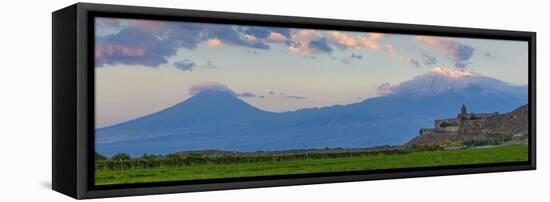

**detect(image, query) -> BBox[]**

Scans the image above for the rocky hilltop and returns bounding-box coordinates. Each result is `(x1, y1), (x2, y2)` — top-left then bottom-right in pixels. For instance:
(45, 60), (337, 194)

(405, 104), (529, 148)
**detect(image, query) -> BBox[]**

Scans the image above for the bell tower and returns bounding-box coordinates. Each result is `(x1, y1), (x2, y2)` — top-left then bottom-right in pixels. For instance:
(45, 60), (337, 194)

(460, 104), (467, 116)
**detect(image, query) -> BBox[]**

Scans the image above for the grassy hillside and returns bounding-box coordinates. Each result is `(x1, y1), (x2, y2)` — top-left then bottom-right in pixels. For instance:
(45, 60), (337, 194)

(96, 145), (528, 185)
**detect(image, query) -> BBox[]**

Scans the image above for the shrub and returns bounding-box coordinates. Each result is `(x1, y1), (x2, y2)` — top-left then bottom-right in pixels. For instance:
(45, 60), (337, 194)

(95, 152), (107, 161)
(111, 153), (131, 161)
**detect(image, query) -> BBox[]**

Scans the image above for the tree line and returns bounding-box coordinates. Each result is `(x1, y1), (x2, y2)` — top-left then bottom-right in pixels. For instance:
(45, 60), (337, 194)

(95, 147), (416, 170)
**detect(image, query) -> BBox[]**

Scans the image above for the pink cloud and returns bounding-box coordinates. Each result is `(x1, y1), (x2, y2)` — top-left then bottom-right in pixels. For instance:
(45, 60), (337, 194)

(96, 45), (145, 57)
(327, 32), (383, 50)
(415, 36), (474, 68)
(267, 32), (288, 42)
(287, 30), (322, 55)
(95, 43), (160, 66)
(384, 44), (420, 68)
(127, 19), (171, 35)
(415, 36), (457, 54)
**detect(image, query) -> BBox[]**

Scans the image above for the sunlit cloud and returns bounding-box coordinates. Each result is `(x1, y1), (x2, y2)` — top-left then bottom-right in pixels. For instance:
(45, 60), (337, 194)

(384, 44), (421, 68)
(288, 30), (323, 56)
(241, 34), (259, 41)
(415, 36), (474, 68)
(126, 19), (171, 35)
(96, 27), (177, 67)
(96, 18), (476, 72)
(327, 32), (383, 50)
(268, 32), (288, 42)
(95, 18), (274, 67)
(207, 38), (224, 47)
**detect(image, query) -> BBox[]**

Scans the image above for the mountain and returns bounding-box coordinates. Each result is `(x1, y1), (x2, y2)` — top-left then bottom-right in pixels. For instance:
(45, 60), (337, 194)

(96, 89), (276, 144)
(389, 67), (527, 96)
(96, 67), (528, 156)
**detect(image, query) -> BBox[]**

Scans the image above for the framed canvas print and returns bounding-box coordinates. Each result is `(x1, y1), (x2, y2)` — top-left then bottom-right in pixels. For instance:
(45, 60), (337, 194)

(52, 3), (536, 199)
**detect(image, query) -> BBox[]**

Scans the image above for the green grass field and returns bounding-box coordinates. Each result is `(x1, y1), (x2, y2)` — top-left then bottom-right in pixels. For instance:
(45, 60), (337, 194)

(95, 145), (528, 185)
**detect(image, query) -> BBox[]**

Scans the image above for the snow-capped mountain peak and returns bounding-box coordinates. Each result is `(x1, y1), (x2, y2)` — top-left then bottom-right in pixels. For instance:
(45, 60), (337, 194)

(380, 67), (525, 96)
(429, 67), (477, 78)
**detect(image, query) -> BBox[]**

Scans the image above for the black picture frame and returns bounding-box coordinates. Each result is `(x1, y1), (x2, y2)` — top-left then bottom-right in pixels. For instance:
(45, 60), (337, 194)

(52, 3), (536, 199)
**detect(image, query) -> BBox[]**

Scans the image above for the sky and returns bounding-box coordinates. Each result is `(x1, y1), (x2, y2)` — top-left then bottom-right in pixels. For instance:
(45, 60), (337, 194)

(95, 17), (528, 128)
